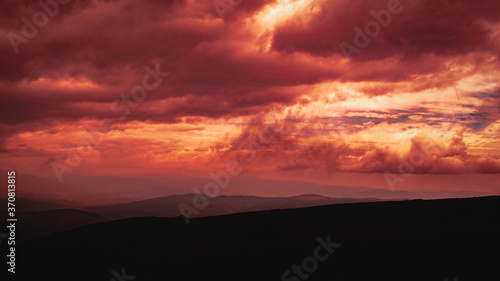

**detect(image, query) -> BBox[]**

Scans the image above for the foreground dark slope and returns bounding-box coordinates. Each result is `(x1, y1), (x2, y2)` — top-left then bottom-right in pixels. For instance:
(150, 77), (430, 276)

(16, 196), (500, 281)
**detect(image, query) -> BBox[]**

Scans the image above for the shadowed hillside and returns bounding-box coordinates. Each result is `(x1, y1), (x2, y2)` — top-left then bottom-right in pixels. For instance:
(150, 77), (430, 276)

(16, 196), (500, 281)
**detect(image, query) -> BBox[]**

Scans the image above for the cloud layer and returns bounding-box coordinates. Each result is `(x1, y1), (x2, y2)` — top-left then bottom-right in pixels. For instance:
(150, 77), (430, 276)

(0, 0), (499, 190)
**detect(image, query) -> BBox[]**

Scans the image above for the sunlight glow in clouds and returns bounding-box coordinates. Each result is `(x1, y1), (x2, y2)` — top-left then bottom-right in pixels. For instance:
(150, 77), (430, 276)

(0, 0), (499, 193)
(255, 0), (314, 29)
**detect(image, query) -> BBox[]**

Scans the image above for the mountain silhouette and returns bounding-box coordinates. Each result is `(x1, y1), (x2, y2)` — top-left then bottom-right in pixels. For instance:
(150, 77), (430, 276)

(16, 196), (500, 281)
(84, 194), (382, 220)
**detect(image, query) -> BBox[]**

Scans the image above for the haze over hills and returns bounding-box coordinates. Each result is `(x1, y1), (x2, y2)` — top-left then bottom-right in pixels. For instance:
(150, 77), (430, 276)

(7, 191), (496, 241)
(5, 170), (495, 241)
(1, 209), (107, 240)
(84, 194), (383, 220)
(4, 171), (494, 242)
(3, 195), (381, 237)
(0, 197), (67, 212)
(7, 171), (493, 208)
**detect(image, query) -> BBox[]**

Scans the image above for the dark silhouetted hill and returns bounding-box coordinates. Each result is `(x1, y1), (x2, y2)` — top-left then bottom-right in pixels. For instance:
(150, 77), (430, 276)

(16, 196), (500, 281)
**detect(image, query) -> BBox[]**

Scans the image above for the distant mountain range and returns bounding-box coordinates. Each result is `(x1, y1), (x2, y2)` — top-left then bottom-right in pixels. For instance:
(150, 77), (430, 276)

(2, 194), (382, 237)
(4, 188), (496, 239)
(7, 171), (493, 207)
(83, 194), (383, 220)
(1, 197), (67, 212)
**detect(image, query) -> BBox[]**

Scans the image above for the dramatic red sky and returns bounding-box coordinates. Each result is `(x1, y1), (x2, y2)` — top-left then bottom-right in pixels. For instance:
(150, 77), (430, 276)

(1, 0), (499, 195)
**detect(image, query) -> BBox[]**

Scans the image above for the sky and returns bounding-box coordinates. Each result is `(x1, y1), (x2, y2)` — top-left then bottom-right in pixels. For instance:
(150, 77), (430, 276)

(0, 0), (499, 196)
